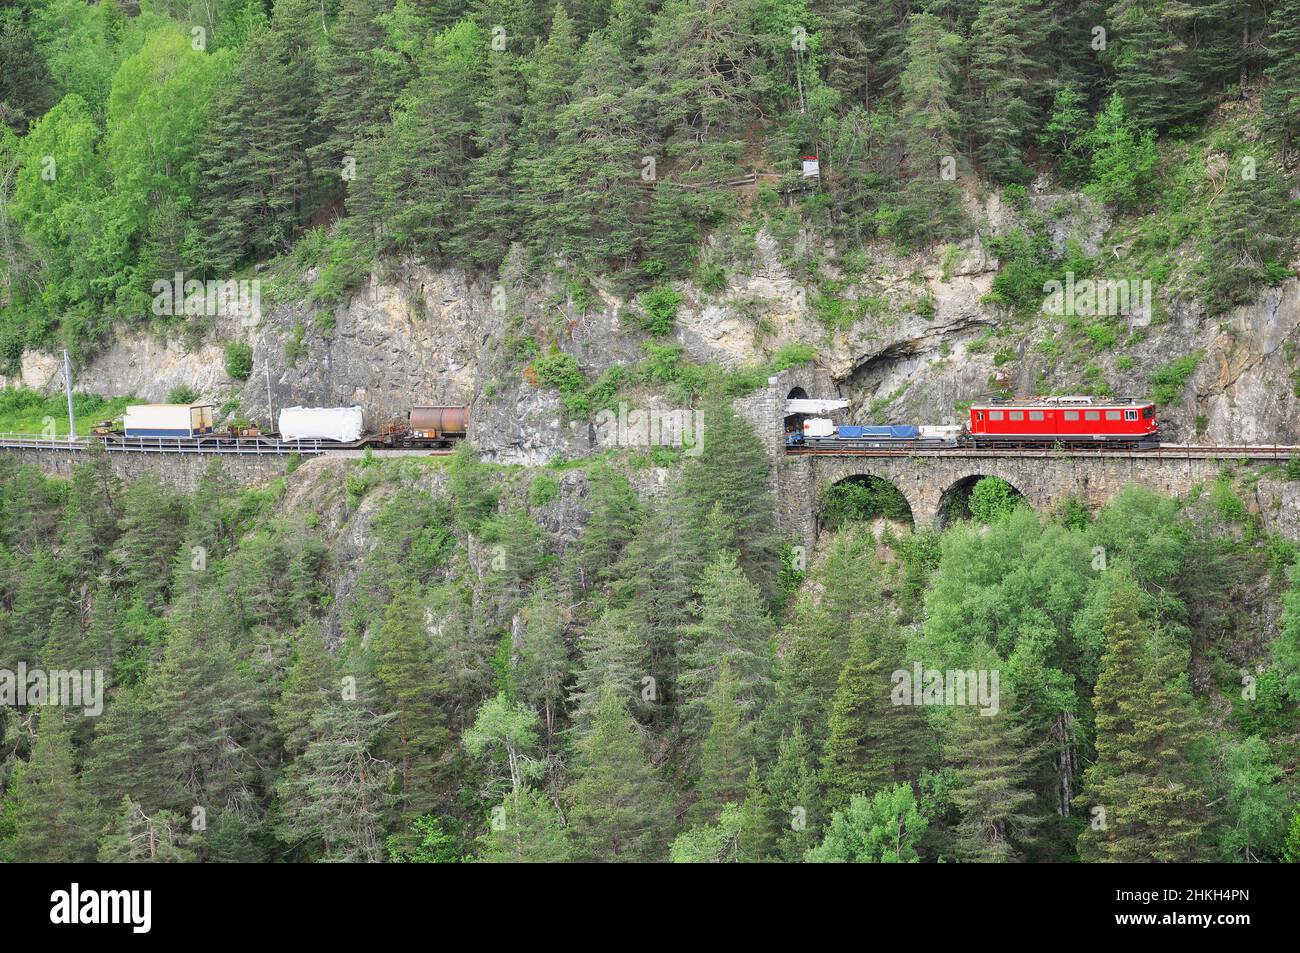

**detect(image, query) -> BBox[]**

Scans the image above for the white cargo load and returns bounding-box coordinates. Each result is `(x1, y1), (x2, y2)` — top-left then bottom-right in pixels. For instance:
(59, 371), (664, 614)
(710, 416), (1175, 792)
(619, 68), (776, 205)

(803, 417), (835, 438)
(124, 404), (214, 437)
(278, 406), (365, 442)
(919, 425), (964, 439)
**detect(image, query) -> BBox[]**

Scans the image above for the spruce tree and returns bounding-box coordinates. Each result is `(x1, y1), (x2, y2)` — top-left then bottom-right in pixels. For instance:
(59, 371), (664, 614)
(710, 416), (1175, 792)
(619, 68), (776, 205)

(566, 686), (671, 861)
(765, 726), (822, 861)
(311, 0), (408, 180)
(373, 586), (453, 842)
(274, 677), (397, 862)
(1, 709), (96, 862)
(1076, 581), (1209, 862)
(476, 788), (571, 862)
(692, 661), (752, 822)
(677, 551), (775, 734)
(967, 0), (1044, 183)
(945, 682), (1043, 862)
(1263, 0), (1300, 150)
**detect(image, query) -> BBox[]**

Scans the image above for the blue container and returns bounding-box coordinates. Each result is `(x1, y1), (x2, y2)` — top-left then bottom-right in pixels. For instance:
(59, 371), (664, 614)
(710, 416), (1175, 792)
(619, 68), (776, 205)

(838, 425), (919, 439)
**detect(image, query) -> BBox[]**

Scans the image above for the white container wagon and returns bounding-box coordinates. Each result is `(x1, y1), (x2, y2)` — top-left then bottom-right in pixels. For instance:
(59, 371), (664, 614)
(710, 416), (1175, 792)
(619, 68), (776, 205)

(123, 404), (215, 438)
(278, 406), (365, 443)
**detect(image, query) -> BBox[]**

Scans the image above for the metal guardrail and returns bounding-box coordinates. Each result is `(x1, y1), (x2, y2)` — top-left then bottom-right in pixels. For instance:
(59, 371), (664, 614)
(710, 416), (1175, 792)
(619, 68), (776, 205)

(0, 433), (331, 455)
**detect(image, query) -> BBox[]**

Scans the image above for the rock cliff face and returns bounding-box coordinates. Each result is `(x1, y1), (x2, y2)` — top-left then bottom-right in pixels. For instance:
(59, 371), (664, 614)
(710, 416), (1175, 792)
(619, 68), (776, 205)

(9, 193), (1299, 458)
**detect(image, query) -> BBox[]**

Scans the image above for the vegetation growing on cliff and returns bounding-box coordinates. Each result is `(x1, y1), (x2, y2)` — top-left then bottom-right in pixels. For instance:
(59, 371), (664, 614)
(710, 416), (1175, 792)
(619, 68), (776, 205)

(1, 0), (1298, 369)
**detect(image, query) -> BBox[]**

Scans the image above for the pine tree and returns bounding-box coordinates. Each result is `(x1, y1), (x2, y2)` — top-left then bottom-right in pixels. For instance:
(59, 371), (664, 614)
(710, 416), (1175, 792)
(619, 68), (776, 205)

(274, 676), (397, 862)
(192, 0), (324, 269)
(889, 12), (965, 247)
(1104, 0), (1205, 129)
(97, 796), (196, 862)
(566, 686), (671, 861)
(573, 458), (640, 590)
(670, 397), (782, 597)
(567, 606), (652, 734)
(515, 591), (570, 738)
(108, 475), (187, 610)
(447, 50), (525, 268)
(1197, 155), (1297, 314)
(521, 27), (646, 270)
(1076, 581), (1210, 862)
(150, 610), (265, 819)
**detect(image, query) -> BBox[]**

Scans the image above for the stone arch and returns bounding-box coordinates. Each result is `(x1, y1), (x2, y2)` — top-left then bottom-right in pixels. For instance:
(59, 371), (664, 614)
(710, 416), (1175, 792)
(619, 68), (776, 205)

(817, 471), (916, 536)
(936, 472), (1029, 528)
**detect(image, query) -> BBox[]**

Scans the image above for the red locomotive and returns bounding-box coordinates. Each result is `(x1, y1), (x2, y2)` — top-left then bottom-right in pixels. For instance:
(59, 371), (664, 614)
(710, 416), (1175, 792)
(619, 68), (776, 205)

(968, 397), (1158, 449)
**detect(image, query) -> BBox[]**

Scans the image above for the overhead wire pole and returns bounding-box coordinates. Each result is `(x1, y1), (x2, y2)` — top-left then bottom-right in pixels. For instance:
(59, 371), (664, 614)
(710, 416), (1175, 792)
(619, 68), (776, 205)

(62, 349), (76, 441)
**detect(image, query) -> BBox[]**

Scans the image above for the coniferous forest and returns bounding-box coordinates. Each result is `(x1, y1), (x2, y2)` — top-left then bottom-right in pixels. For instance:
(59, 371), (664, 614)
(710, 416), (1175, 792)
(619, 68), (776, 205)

(2, 0), (1300, 874)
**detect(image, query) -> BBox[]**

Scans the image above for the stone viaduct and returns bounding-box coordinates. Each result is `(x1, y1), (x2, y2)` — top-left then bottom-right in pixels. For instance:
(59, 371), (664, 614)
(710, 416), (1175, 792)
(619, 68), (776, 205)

(734, 369), (1300, 550)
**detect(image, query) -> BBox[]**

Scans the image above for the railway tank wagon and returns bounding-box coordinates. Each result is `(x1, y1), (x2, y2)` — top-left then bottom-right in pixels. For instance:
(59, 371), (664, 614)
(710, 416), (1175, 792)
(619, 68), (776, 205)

(389, 405), (469, 448)
(968, 397), (1158, 449)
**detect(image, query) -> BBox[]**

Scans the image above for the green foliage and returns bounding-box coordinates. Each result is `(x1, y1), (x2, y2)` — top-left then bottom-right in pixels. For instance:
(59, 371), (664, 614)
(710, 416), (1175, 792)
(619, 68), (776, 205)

(820, 477), (912, 529)
(1148, 350), (1203, 405)
(1080, 94), (1159, 212)
(805, 783), (929, 863)
(968, 476), (1022, 523)
(636, 287), (682, 336)
(224, 341), (254, 382)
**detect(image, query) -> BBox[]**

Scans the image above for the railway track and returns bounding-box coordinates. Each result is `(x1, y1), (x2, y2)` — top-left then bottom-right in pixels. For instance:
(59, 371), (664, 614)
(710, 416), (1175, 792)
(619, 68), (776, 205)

(0, 433), (455, 456)
(785, 444), (1300, 460)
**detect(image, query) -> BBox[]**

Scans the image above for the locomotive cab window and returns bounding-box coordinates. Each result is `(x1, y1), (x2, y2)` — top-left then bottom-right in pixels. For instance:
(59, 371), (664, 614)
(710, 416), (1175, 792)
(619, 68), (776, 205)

(1064, 410), (1080, 421)
(1143, 407), (1155, 418)
(1124, 410), (1138, 421)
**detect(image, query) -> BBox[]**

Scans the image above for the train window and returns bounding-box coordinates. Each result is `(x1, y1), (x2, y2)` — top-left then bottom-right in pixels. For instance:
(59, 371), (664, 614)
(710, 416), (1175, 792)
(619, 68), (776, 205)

(1085, 411), (1100, 421)
(1029, 411), (1045, 421)
(1009, 411), (1024, 421)
(1125, 410), (1137, 421)
(1105, 410), (1121, 420)
(1143, 407), (1155, 418)
(1064, 410), (1080, 421)
(989, 411), (1004, 421)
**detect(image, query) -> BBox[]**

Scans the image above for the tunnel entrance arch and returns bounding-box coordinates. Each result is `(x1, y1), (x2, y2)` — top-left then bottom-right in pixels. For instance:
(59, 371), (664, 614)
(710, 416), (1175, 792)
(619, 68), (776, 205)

(784, 386), (811, 440)
(937, 474), (1026, 528)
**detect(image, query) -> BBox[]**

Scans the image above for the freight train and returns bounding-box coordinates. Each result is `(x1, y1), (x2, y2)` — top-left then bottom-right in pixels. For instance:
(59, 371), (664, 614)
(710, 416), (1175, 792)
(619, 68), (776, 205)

(92, 403), (469, 449)
(787, 397), (1160, 451)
